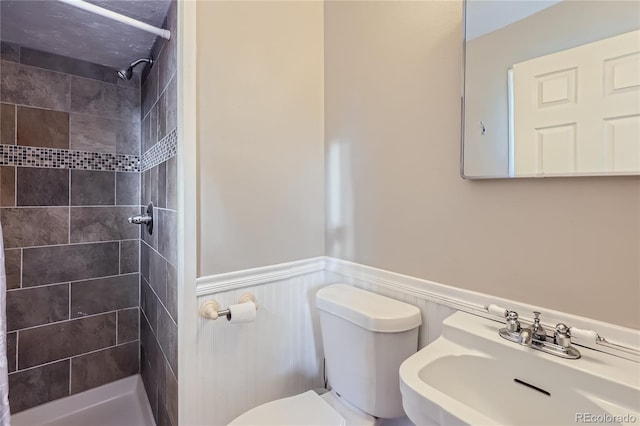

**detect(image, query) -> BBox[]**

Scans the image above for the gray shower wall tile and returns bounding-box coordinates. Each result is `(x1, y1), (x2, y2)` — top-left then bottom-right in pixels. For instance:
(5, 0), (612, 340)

(149, 248), (167, 304)
(1, 103), (16, 145)
(157, 305), (178, 379)
(70, 76), (139, 121)
(70, 206), (139, 243)
(70, 342), (138, 394)
(141, 278), (158, 333)
(22, 242), (119, 286)
(141, 342), (159, 422)
(71, 273), (139, 318)
(142, 64), (158, 119)
(158, 400), (171, 426)
(0, 42), (20, 63)
(1, 207), (69, 249)
(166, 156), (177, 210)
(18, 313), (116, 369)
(157, 209), (177, 267)
(116, 172), (140, 205)
(140, 241), (151, 284)
(158, 76), (177, 141)
(141, 167), (156, 208)
(1, 166), (16, 206)
(71, 170), (115, 206)
(156, 163), (166, 208)
(165, 361), (178, 426)
(1, 61), (70, 111)
(71, 274), (138, 318)
(120, 239), (139, 274)
(17, 106), (69, 149)
(156, 355), (167, 426)
(4, 249), (21, 289)
(117, 119), (141, 156)
(166, 262), (177, 323)
(69, 114), (117, 153)
(7, 284), (69, 331)
(140, 310), (163, 378)
(118, 307), (140, 344)
(9, 360), (70, 413)
(2, 40), (142, 407)
(7, 333), (16, 373)
(20, 48), (117, 84)
(70, 115), (140, 155)
(158, 2), (177, 94)
(142, 104), (158, 153)
(16, 168), (69, 206)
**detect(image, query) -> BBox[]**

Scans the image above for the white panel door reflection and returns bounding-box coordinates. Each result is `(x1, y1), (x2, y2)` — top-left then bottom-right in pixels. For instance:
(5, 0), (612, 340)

(511, 30), (640, 176)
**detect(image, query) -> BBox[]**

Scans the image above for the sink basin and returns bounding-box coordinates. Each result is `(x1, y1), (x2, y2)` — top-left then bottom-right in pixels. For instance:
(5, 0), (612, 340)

(400, 312), (640, 425)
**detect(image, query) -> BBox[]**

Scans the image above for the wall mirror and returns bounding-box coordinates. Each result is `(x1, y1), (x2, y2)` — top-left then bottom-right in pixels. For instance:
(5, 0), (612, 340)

(462, 0), (640, 179)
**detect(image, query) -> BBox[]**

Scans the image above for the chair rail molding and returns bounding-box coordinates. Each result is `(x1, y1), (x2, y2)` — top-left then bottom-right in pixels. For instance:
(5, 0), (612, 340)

(195, 257), (326, 296)
(195, 256), (640, 360)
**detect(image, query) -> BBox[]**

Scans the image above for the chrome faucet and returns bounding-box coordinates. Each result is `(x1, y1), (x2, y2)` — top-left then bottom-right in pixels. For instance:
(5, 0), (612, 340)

(497, 310), (581, 359)
(531, 311), (546, 341)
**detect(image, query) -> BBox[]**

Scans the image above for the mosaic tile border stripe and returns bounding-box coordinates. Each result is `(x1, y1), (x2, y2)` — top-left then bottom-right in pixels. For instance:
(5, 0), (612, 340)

(142, 128), (177, 171)
(0, 145), (140, 172)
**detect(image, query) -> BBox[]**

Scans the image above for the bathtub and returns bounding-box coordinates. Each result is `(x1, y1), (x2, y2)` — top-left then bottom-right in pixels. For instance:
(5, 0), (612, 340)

(11, 375), (155, 426)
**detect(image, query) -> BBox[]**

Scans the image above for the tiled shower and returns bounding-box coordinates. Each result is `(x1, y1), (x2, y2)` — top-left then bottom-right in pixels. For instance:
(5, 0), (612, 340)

(139, 2), (179, 425)
(0, 1), (178, 424)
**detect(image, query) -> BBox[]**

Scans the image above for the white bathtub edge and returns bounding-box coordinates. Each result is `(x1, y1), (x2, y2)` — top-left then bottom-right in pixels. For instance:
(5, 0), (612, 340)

(11, 374), (154, 426)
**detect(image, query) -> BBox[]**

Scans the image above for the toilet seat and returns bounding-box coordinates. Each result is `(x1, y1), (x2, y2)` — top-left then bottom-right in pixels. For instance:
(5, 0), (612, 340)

(228, 390), (346, 426)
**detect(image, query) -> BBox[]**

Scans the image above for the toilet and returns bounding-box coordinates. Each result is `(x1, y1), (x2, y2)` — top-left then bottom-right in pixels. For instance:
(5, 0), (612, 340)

(229, 283), (422, 425)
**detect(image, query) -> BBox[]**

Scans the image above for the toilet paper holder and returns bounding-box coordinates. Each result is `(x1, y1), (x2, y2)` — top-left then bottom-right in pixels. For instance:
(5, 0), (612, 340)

(199, 293), (258, 321)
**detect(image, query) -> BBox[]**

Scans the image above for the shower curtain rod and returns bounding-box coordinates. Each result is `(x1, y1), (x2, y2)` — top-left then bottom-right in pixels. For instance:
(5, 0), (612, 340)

(57, 0), (171, 40)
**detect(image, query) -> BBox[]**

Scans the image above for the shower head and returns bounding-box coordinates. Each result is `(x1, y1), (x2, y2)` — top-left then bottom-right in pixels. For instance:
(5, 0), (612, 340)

(117, 57), (153, 81)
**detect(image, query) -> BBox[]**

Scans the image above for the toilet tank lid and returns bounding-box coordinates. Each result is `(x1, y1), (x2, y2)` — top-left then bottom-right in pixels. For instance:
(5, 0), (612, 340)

(316, 284), (422, 332)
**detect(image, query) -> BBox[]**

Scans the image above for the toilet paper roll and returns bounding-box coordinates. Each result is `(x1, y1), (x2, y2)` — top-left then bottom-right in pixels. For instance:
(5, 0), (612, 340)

(226, 301), (257, 323)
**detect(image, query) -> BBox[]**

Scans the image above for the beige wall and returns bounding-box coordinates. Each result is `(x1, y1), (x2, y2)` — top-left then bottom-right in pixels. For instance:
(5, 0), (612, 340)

(464, 1), (640, 177)
(196, 1), (325, 276)
(324, 1), (640, 329)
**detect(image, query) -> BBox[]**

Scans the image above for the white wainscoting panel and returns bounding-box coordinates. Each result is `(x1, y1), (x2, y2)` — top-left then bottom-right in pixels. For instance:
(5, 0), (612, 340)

(187, 258), (639, 425)
(193, 270), (327, 425)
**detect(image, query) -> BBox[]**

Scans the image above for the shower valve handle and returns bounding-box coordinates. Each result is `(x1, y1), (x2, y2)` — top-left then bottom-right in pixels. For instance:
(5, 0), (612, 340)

(128, 215), (152, 225)
(128, 202), (154, 234)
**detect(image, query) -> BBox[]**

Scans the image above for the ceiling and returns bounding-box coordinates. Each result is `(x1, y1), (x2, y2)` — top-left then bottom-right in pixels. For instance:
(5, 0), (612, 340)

(466, 0), (562, 40)
(1, 0), (171, 69)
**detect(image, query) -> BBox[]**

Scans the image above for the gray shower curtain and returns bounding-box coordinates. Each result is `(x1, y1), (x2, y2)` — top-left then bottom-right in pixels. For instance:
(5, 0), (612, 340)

(0, 223), (10, 425)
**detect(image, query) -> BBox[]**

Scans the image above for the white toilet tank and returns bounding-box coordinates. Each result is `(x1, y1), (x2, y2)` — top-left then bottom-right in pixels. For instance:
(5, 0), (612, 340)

(316, 284), (422, 419)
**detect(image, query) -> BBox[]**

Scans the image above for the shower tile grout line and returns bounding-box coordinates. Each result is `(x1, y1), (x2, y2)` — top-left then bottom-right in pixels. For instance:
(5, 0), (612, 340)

(140, 305), (177, 380)
(1, 57), (133, 88)
(1, 204), (144, 209)
(5, 237), (141, 251)
(9, 307), (129, 334)
(0, 100), (143, 128)
(9, 340), (138, 376)
(141, 273), (177, 328)
(8, 272), (139, 293)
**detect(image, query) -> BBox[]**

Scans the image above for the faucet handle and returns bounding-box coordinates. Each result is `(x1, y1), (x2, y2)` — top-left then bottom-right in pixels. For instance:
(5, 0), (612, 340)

(506, 311), (520, 333)
(555, 323), (571, 349)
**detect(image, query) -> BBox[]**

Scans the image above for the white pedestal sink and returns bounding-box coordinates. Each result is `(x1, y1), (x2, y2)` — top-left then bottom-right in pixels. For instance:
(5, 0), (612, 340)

(400, 312), (640, 426)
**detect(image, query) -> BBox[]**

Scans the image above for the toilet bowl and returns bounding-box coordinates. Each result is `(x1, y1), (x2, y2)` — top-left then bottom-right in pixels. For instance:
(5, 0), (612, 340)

(228, 284), (422, 426)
